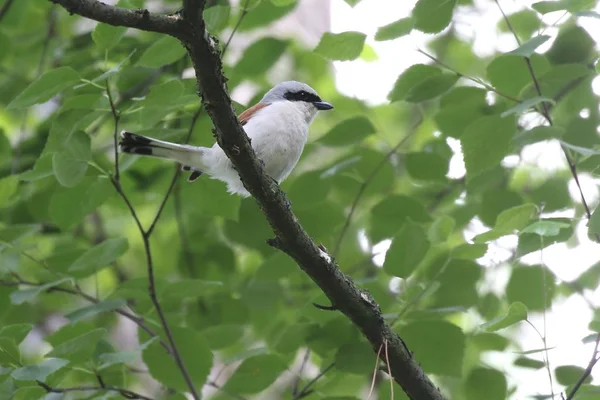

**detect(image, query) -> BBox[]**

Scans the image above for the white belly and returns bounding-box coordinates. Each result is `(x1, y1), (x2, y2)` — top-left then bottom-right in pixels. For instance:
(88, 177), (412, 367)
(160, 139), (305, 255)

(202, 102), (311, 196)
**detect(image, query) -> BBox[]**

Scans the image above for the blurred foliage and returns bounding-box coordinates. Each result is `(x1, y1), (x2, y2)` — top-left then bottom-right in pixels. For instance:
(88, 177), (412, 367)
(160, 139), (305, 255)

(0, 0), (600, 399)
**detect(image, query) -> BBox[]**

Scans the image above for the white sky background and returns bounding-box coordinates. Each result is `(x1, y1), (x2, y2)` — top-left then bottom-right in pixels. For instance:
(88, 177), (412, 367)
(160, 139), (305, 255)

(330, 0), (600, 398)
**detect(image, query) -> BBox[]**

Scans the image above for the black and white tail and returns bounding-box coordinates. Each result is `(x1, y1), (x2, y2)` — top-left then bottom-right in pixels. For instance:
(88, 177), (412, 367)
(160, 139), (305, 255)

(119, 131), (205, 180)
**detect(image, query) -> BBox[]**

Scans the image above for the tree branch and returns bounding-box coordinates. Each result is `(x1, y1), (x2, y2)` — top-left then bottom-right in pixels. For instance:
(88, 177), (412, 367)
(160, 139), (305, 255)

(48, 0), (182, 36)
(38, 381), (154, 400)
(50, 1), (447, 398)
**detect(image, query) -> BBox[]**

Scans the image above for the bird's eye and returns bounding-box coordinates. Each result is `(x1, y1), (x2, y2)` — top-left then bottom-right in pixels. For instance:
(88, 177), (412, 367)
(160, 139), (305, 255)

(299, 91), (307, 98)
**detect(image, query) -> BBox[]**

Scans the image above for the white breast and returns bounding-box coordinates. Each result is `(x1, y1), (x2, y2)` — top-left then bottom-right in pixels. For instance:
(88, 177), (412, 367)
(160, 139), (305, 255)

(201, 101), (315, 196)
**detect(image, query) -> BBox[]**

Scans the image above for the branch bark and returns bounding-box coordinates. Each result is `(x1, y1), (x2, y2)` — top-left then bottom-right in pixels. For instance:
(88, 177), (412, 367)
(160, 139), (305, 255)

(49, 1), (447, 399)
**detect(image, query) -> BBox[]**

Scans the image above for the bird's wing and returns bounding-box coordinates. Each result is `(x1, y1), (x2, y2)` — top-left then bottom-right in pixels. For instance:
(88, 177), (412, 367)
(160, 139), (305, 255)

(238, 103), (269, 126)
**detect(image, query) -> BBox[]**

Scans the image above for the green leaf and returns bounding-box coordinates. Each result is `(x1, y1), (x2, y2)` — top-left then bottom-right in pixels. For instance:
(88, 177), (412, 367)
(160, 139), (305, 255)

(533, 0), (596, 14)
(388, 64), (441, 102)
(486, 54), (549, 98)
(92, 23), (127, 50)
(319, 117), (376, 147)
(314, 31), (366, 61)
(334, 342), (375, 375)
(461, 115), (516, 180)
(137, 36), (187, 68)
(480, 302), (528, 332)
(590, 207), (600, 238)
(223, 354), (286, 394)
(413, 0), (456, 33)
(507, 35), (550, 57)
(428, 216), (455, 243)
(343, 0), (361, 5)
(68, 238), (128, 277)
(406, 73), (459, 103)
(11, 359), (69, 382)
(159, 280), (224, 300)
(555, 365), (590, 386)
(65, 299), (127, 323)
(204, 5), (230, 32)
(8, 67), (80, 109)
(369, 195), (432, 242)
(398, 320), (464, 376)
(10, 278), (71, 305)
(48, 176), (115, 230)
(475, 204), (537, 243)
(405, 152), (448, 181)
(500, 96), (555, 117)
(0, 176), (19, 208)
(46, 328), (106, 363)
(507, 265), (555, 311)
(522, 220), (571, 236)
(235, 38), (288, 76)
(0, 325), (33, 346)
(514, 357), (546, 369)
(52, 131), (91, 188)
(238, 0), (296, 31)
(143, 326), (213, 392)
(98, 338), (157, 369)
(512, 126), (565, 148)
(465, 368), (507, 400)
(375, 17), (414, 41)
(384, 221), (430, 278)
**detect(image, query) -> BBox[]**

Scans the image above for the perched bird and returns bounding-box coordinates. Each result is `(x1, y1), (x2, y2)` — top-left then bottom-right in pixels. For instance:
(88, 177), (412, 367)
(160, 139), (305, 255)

(119, 81), (333, 197)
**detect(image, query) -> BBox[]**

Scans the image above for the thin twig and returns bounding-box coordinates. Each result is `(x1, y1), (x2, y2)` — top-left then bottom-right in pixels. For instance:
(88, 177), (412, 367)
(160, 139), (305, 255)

(222, 0), (250, 55)
(332, 116), (422, 258)
(493, 0), (597, 243)
(292, 349), (311, 397)
(566, 333), (600, 400)
(0, 0), (15, 23)
(367, 345), (384, 400)
(0, 276), (170, 353)
(145, 106), (203, 237)
(38, 381), (154, 400)
(106, 79), (121, 182)
(294, 362), (335, 400)
(417, 48), (521, 103)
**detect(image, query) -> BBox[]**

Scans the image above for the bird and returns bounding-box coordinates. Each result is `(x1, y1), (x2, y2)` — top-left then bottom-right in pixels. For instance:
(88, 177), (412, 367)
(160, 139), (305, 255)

(119, 81), (333, 197)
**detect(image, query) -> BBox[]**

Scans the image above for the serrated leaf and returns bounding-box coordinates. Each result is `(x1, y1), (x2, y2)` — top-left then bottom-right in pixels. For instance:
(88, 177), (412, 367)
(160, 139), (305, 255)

(533, 0), (596, 14)
(500, 96), (555, 117)
(428, 216), (455, 243)
(98, 338), (157, 369)
(481, 302), (528, 332)
(507, 265), (555, 311)
(8, 67), (80, 109)
(65, 299), (127, 323)
(137, 36), (187, 68)
(512, 126), (564, 148)
(52, 131), (91, 188)
(314, 31), (366, 61)
(11, 359), (69, 382)
(319, 116), (376, 146)
(160, 280), (224, 300)
(10, 278), (71, 305)
(384, 221), (430, 278)
(46, 328), (106, 363)
(388, 64), (441, 102)
(590, 207), (600, 238)
(224, 354), (286, 394)
(406, 73), (459, 103)
(475, 204), (537, 243)
(507, 35), (550, 57)
(405, 152), (448, 181)
(375, 17), (413, 41)
(413, 0), (456, 33)
(68, 238), (128, 277)
(556, 365), (589, 386)
(0, 176), (19, 208)
(234, 37), (288, 76)
(92, 23), (127, 50)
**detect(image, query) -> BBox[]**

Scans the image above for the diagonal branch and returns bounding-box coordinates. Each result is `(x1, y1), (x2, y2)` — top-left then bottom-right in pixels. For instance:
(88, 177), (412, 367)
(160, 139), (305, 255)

(50, 1), (447, 399)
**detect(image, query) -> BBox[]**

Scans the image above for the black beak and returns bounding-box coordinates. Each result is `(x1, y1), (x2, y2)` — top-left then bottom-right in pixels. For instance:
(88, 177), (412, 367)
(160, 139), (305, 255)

(313, 101), (334, 111)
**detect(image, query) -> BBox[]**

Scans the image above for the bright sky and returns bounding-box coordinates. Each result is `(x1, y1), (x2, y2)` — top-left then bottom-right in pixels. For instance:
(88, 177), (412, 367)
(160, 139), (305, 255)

(330, 0), (600, 398)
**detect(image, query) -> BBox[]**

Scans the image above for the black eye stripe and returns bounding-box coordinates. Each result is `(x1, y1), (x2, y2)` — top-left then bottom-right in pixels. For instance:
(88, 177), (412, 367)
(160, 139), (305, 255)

(284, 90), (322, 103)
